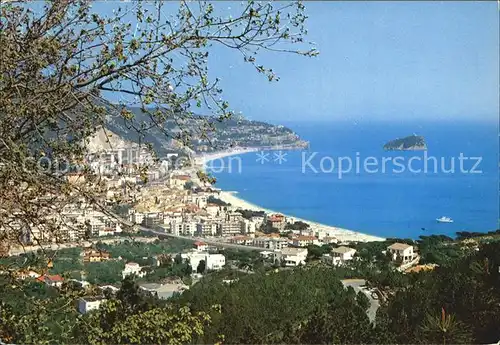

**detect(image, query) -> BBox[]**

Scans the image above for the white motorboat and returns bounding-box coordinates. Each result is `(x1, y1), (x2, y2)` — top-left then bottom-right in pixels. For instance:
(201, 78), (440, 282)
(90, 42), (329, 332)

(436, 216), (453, 223)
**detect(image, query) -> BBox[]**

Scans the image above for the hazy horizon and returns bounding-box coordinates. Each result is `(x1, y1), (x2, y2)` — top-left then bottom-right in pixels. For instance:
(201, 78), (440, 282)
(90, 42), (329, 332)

(211, 2), (498, 123)
(96, 1), (499, 123)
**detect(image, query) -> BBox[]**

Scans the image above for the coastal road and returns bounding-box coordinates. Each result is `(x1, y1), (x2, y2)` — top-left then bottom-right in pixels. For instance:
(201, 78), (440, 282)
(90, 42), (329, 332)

(341, 279), (380, 323)
(8, 224), (266, 257)
(108, 210), (268, 252)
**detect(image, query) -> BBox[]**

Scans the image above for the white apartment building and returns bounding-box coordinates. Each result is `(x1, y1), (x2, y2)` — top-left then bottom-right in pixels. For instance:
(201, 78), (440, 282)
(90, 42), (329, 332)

(182, 221), (196, 236)
(218, 221), (243, 236)
(323, 246), (357, 266)
(253, 237), (289, 250)
(270, 238), (289, 250)
(78, 297), (106, 314)
(163, 212), (183, 224)
(205, 254), (226, 271)
(226, 212), (243, 222)
(193, 194), (208, 209)
(196, 221), (218, 236)
(181, 251), (226, 272)
(142, 212), (165, 227)
(229, 236), (254, 246)
(84, 212), (122, 237)
(275, 247), (308, 267)
(129, 210), (145, 225)
(291, 236), (318, 247)
(240, 219), (257, 235)
(387, 243), (414, 263)
(205, 204), (220, 217)
(170, 221), (183, 236)
(122, 262), (145, 279)
(169, 221), (196, 236)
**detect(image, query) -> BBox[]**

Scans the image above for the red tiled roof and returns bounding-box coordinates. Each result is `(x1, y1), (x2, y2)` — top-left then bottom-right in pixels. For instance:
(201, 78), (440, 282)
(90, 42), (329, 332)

(48, 274), (64, 281)
(268, 214), (285, 222)
(37, 274), (64, 282)
(193, 241), (207, 246)
(183, 204), (200, 213)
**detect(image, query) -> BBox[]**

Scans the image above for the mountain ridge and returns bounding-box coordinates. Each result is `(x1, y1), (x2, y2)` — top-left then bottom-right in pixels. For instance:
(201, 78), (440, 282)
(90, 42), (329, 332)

(87, 105), (308, 157)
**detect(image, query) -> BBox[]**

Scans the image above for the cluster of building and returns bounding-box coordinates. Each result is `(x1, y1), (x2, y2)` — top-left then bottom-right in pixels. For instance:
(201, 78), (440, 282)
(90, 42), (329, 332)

(255, 241), (417, 269)
(189, 117), (307, 152)
(8, 239), (227, 315)
(0, 128), (308, 250)
(120, 241), (227, 280)
(8, 205), (126, 244)
(2, 168), (200, 246)
(226, 224), (338, 250)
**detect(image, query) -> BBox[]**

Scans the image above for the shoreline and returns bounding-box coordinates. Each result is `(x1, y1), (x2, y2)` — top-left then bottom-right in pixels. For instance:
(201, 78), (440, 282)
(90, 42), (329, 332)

(194, 147), (259, 165)
(195, 150), (385, 243)
(217, 190), (385, 243)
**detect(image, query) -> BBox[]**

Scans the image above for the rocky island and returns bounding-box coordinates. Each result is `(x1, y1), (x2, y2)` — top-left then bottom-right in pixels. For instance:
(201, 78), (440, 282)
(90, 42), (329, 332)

(383, 134), (427, 151)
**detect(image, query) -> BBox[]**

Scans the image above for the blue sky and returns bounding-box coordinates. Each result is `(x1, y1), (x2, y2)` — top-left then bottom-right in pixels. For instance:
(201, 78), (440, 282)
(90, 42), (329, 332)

(93, 1), (498, 123)
(208, 2), (498, 123)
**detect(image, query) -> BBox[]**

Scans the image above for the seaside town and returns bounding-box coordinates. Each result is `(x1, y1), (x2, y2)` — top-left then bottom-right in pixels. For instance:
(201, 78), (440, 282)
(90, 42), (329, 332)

(2, 128), (496, 322)
(0, 127), (421, 306)
(1, 1), (499, 344)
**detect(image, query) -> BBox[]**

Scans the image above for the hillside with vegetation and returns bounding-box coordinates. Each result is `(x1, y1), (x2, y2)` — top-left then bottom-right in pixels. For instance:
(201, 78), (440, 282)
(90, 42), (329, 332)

(103, 106), (309, 157)
(1, 237), (499, 344)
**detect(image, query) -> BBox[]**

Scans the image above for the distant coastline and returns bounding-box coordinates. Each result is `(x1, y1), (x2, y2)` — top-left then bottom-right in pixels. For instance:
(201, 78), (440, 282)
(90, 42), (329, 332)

(194, 147), (259, 165)
(197, 149), (385, 243)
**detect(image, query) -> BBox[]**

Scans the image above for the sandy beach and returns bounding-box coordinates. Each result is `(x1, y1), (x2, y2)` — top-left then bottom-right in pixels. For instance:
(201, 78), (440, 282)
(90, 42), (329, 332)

(195, 150), (385, 243)
(217, 190), (385, 243)
(194, 147), (258, 166)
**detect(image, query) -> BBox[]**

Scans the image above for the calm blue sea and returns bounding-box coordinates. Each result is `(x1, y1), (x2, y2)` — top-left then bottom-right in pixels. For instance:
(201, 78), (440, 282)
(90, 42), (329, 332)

(208, 120), (499, 239)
